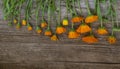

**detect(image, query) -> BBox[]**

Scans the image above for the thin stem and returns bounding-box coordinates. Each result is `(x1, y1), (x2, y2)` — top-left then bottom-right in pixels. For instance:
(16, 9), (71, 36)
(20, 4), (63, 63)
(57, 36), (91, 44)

(72, 0), (77, 16)
(25, 0), (29, 25)
(78, 0), (82, 14)
(25, 0), (33, 25)
(108, 0), (114, 35)
(42, 8), (45, 21)
(66, 0), (75, 17)
(35, 5), (39, 26)
(97, 0), (103, 27)
(26, 10), (29, 25)
(41, 0), (46, 21)
(69, 9), (73, 16)
(111, 11), (114, 36)
(113, 0), (119, 28)
(66, 0), (69, 18)
(47, 9), (50, 29)
(66, 8), (68, 18)
(54, 12), (57, 27)
(94, 0), (97, 13)
(58, 0), (61, 25)
(47, 1), (51, 29)
(18, 4), (22, 23)
(85, 0), (91, 15)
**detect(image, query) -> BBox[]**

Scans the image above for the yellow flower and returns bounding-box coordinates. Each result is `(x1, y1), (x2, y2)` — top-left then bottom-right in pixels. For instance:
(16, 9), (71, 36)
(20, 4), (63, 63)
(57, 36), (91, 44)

(97, 27), (108, 35)
(41, 21), (47, 28)
(76, 23), (91, 34)
(27, 24), (33, 31)
(56, 26), (66, 34)
(51, 34), (58, 41)
(22, 20), (27, 26)
(36, 26), (42, 34)
(85, 15), (98, 23)
(62, 18), (69, 26)
(68, 29), (80, 39)
(107, 36), (116, 44)
(82, 35), (98, 44)
(44, 29), (52, 36)
(13, 19), (17, 24)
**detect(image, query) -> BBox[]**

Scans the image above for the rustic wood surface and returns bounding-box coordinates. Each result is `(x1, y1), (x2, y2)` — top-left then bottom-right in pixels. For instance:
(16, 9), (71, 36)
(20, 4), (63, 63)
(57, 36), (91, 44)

(0, 0), (120, 69)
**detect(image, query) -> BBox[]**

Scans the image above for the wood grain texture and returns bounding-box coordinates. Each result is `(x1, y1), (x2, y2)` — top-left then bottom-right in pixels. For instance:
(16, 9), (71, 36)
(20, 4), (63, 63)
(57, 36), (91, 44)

(1, 42), (120, 63)
(0, 63), (120, 69)
(0, 0), (120, 69)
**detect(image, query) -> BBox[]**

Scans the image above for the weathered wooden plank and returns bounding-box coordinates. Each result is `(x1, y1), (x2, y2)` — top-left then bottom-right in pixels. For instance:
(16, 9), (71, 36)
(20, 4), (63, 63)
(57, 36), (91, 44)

(0, 42), (120, 64)
(0, 0), (120, 69)
(0, 62), (120, 69)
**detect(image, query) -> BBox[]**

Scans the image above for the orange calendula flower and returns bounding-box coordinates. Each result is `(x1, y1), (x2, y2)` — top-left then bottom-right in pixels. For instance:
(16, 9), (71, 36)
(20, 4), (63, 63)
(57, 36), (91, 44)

(56, 26), (66, 34)
(27, 24), (33, 31)
(36, 26), (42, 34)
(71, 16), (84, 23)
(76, 23), (91, 34)
(41, 21), (47, 28)
(13, 19), (17, 24)
(51, 34), (58, 41)
(107, 36), (116, 44)
(22, 20), (27, 26)
(16, 23), (21, 29)
(68, 29), (80, 39)
(82, 35), (98, 44)
(44, 29), (52, 36)
(62, 18), (69, 26)
(85, 15), (98, 23)
(97, 27), (108, 35)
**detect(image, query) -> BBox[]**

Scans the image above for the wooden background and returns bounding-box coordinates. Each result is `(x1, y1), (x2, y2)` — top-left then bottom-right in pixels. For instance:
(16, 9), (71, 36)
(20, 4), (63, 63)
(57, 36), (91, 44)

(0, 0), (120, 69)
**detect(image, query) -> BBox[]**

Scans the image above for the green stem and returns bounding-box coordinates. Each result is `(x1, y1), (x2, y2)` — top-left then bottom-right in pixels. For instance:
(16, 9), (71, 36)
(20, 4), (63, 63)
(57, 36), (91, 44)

(85, 0), (91, 15)
(113, 0), (119, 28)
(108, 0), (114, 35)
(66, 0), (69, 18)
(25, 0), (33, 25)
(72, 0), (77, 16)
(18, 4), (22, 23)
(36, 0), (42, 26)
(42, 8), (45, 21)
(58, 0), (61, 25)
(78, 0), (82, 14)
(41, 0), (46, 21)
(54, 12), (57, 27)
(71, 22), (74, 29)
(94, 0), (97, 13)
(26, 9), (29, 25)
(25, 0), (29, 24)
(35, 5), (39, 26)
(111, 10), (114, 36)
(47, 1), (51, 30)
(97, 0), (103, 27)
(69, 9), (73, 16)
